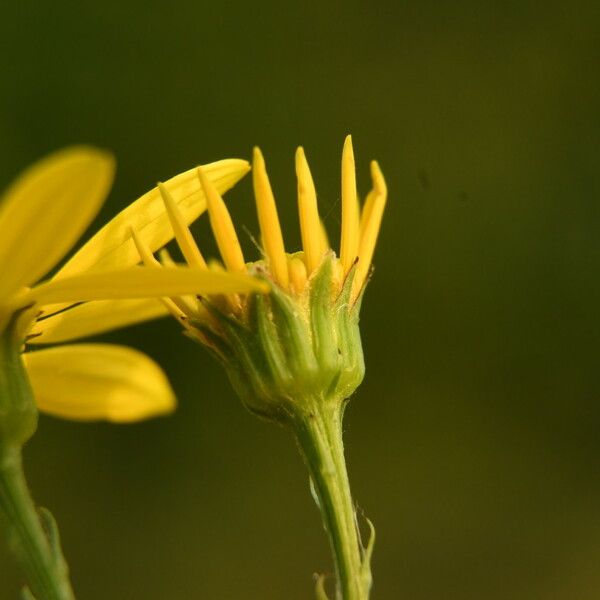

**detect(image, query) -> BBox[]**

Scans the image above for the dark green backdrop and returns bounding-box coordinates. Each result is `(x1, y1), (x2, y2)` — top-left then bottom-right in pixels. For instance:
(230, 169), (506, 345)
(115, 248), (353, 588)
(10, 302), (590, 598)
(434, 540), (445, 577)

(1, 1), (599, 598)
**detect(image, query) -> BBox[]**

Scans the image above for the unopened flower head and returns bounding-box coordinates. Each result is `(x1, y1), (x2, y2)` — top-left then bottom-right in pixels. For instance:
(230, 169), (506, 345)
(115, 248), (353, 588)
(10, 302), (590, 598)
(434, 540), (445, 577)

(130, 136), (387, 423)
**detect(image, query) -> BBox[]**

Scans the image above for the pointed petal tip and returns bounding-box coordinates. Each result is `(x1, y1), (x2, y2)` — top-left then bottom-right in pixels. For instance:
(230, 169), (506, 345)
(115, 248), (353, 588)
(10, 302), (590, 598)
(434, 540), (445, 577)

(196, 165), (208, 183)
(252, 147), (267, 175)
(295, 147), (309, 177)
(215, 158), (251, 176)
(196, 166), (212, 198)
(252, 146), (264, 161)
(342, 134), (355, 158)
(370, 160), (387, 195)
(55, 144), (115, 167)
(238, 160), (252, 176)
(156, 181), (174, 204)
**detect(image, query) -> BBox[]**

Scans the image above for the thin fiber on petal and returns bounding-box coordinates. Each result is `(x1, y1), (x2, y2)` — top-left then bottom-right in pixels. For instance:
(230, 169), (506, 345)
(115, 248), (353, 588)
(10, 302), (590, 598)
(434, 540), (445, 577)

(0, 147), (114, 301)
(54, 159), (250, 279)
(29, 298), (168, 345)
(24, 344), (176, 422)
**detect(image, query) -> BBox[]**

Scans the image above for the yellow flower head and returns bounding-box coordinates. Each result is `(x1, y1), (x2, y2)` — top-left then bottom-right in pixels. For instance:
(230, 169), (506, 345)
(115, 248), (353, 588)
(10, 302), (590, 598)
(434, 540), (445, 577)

(1, 147), (264, 425)
(123, 136), (387, 421)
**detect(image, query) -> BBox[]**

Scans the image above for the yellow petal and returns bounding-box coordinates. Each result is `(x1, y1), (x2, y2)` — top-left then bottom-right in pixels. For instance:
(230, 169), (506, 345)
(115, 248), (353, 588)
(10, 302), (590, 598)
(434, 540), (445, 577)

(18, 266), (269, 307)
(129, 227), (201, 317)
(353, 161), (387, 301)
(158, 183), (207, 268)
(197, 167), (246, 273)
(29, 298), (168, 345)
(358, 189), (377, 241)
(340, 135), (360, 274)
(288, 255), (307, 294)
(0, 147), (114, 302)
(24, 344), (176, 422)
(252, 147), (288, 287)
(54, 159), (250, 279)
(295, 147), (323, 274)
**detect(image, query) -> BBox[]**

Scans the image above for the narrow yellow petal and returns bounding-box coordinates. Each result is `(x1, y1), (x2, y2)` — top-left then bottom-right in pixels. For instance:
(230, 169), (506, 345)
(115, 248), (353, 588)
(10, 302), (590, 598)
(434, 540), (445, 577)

(340, 135), (360, 274)
(54, 158), (250, 279)
(288, 256), (307, 294)
(252, 147), (289, 287)
(130, 227), (161, 268)
(17, 266), (269, 307)
(358, 189), (377, 242)
(158, 183), (207, 268)
(160, 297), (188, 322)
(353, 161), (387, 301)
(29, 299), (168, 345)
(129, 230), (200, 318)
(24, 344), (176, 422)
(207, 260), (241, 312)
(0, 147), (114, 302)
(158, 248), (176, 266)
(295, 147), (323, 274)
(197, 167), (246, 273)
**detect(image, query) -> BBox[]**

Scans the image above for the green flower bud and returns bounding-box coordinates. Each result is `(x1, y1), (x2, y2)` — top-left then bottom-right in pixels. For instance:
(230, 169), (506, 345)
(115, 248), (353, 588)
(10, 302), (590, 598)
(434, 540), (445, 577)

(193, 253), (365, 423)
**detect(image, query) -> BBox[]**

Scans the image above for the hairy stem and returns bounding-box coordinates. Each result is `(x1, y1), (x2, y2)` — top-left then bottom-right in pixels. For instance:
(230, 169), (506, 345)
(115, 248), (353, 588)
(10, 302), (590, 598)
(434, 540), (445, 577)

(293, 401), (371, 600)
(0, 447), (74, 600)
(0, 326), (75, 600)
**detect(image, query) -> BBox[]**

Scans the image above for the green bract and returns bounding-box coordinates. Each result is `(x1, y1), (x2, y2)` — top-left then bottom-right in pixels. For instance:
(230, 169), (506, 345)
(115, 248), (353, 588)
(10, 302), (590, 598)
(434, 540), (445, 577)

(196, 254), (365, 423)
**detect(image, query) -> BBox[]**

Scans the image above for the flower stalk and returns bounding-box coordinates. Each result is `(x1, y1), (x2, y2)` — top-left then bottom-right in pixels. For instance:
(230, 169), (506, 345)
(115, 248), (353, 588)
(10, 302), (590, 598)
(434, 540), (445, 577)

(294, 401), (372, 600)
(0, 319), (75, 600)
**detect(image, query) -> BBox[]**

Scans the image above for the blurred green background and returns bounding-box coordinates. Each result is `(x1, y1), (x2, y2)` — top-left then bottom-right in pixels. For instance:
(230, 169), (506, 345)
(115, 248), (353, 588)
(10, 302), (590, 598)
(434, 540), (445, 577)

(1, 1), (600, 598)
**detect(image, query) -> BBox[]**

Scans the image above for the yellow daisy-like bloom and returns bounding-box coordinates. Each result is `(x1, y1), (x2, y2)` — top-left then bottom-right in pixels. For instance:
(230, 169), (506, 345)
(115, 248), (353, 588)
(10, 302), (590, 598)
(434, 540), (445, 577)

(122, 135), (385, 600)
(87, 135), (384, 422)
(30, 137), (386, 599)
(0, 146), (265, 424)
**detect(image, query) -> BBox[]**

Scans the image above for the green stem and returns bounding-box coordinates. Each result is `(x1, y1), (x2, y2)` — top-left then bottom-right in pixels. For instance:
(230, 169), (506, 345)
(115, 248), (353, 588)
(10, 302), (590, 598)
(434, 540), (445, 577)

(0, 324), (75, 600)
(0, 447), (74, 600)
(293, 401), (370, 600)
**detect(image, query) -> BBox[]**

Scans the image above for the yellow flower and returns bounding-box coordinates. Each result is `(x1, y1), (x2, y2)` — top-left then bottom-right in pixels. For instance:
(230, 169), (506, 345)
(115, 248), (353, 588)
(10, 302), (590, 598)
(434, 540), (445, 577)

(36, 136), (386, 421)
(127, 135), (386, 598)
(0, 146), (265, 422)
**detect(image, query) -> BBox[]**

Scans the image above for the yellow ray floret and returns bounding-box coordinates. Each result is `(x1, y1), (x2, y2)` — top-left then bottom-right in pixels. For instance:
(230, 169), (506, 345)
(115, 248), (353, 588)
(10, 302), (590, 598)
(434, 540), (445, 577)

(55, 158), (250, 279)
(15, 266), (268, 308)
(158, 183), (207, 269)
(252, 147), (289, 288)
(24, 344), (176, 422)
(158, 248), (176, 266)
(340, 135), (360, 274)
(130, 227), (199, 318)
(130, 227), (162, 268)
(197, 167), (246, 273)
(353, 160), (387, 300)
(288, 256), (308, 295)
(29, 298), (168, 345)
(0, 147), (114, 303)
(295, 147), (323, 274)
(40, 158), (250, 321)
(359, 189), (377, 242)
